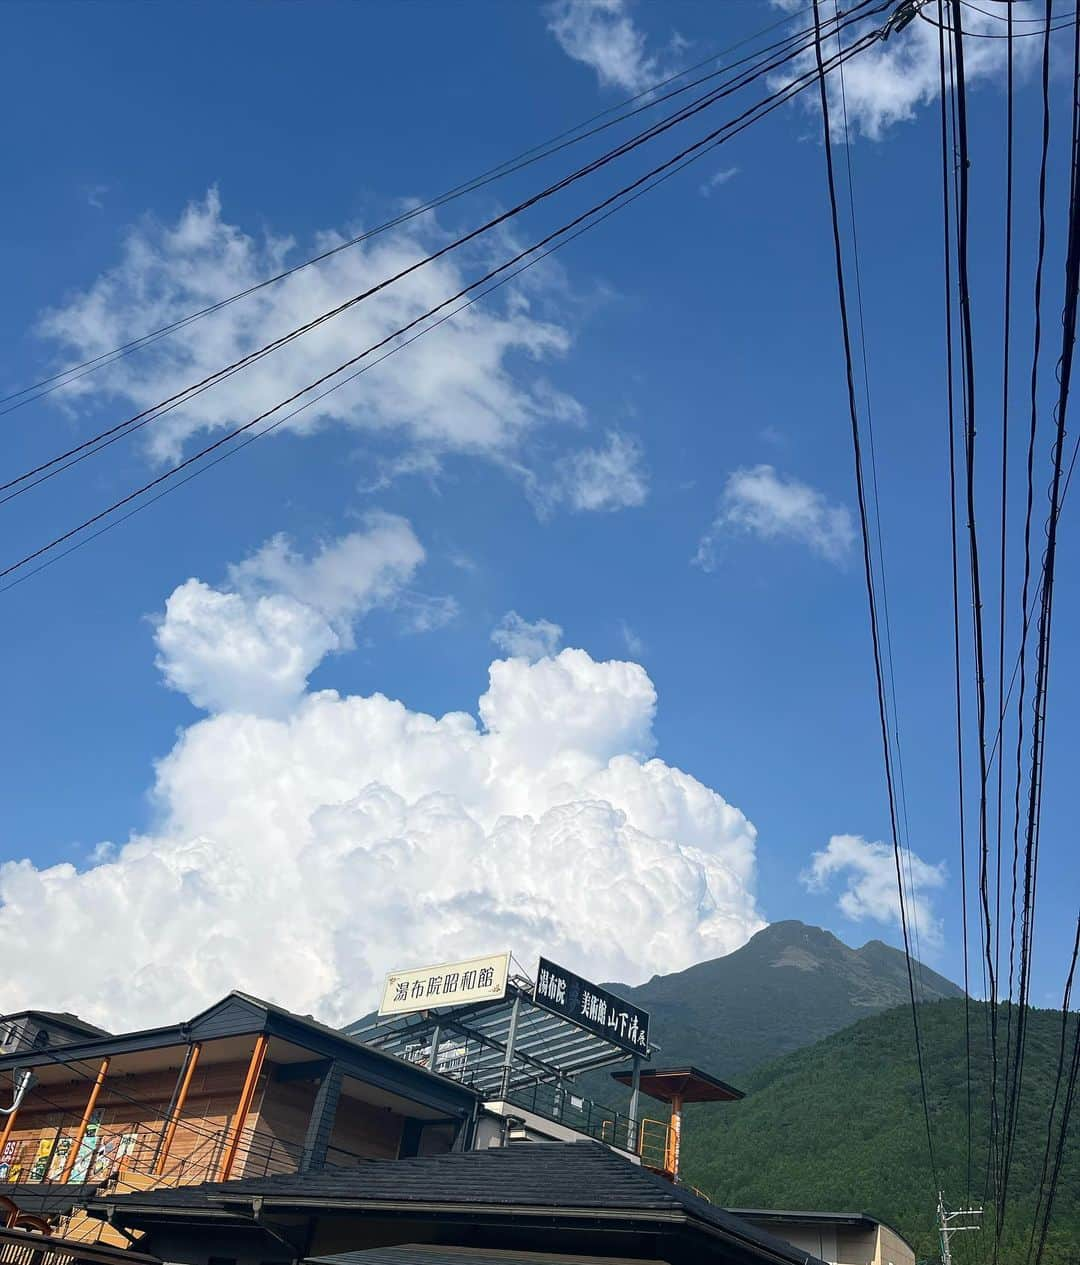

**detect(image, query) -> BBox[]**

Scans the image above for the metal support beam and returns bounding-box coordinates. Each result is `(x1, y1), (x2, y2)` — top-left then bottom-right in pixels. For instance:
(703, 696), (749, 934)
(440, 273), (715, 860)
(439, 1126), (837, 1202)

(500, 996), (522, 1100)
(627, 1055), (641, 1154)
(218, 1034), (268, 1182)
(154, 1043), (201, 1176)
(299, 1062), (342, 1173)
(427, 1025), (441, 1072)
(60, 1058), (109, 1183)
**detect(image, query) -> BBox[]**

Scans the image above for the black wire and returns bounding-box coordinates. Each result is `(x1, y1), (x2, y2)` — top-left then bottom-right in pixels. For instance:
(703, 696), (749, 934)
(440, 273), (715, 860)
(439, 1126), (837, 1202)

(0, 2), (874, 505)
(1027, 913), (1080, 1265)
(998, 0), (1058, 1238)
(1002, 0), (1080, 1242)
(935, 0), (975, 1206)
(919, 5), (1078, 34)
(988, 0), (1016, 1211)
(948, 0), (1000, 1218)
(0, 3), (817, 417)
(812, 0), (939, 1194)
(0, 93), (754, 598)
(0, 13), (889, 589)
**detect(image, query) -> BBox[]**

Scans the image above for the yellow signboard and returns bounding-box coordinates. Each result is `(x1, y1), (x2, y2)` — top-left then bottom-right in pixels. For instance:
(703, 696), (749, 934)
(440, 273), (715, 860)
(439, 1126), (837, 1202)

(379, 951), (510, 1016)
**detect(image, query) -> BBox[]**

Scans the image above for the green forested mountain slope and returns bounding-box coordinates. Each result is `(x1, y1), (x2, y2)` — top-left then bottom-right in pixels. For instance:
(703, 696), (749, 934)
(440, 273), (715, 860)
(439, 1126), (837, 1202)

(605, 920), (962, 1079)
(679, 999), (1079, 1264)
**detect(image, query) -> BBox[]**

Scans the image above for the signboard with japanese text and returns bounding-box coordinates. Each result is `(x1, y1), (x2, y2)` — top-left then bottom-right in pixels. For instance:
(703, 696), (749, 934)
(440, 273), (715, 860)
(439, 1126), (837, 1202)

(534, 956), (651, 1055)
(379, 951), (510, 1016)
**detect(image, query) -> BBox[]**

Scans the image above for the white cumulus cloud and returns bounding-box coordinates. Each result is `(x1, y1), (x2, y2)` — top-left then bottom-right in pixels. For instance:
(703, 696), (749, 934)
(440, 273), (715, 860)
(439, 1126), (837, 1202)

(546, 0), (677, 93)
(695, 464), (854, 567)
(801, 833), (947, 947)
(154, 513), (425, 716)
(0, 555), (765, 1031)
(492, 612), (564, 661)
(38, 189), (581, 466)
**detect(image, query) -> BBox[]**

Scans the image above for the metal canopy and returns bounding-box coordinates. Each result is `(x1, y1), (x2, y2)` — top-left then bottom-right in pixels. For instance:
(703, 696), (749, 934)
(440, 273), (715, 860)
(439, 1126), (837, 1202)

(346, 982), (646, 1097)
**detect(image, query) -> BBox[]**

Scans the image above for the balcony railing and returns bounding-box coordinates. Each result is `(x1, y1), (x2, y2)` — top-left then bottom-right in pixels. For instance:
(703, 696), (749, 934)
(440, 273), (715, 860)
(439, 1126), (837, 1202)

(503, 1078), (639, 1153)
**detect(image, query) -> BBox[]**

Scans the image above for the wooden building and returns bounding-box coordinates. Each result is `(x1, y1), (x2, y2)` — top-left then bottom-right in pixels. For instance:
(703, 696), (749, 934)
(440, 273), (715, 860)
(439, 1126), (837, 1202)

(0, 991), (477, 1229)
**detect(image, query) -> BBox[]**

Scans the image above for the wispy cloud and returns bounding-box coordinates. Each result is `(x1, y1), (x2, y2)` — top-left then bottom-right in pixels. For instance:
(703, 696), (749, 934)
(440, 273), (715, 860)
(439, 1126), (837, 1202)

(695, 464), (854, 568)
(492, 612), (564, 661)
(699, 166), (739, 198)
(546, 0), (678, 93)
(548, 430), (649, 513)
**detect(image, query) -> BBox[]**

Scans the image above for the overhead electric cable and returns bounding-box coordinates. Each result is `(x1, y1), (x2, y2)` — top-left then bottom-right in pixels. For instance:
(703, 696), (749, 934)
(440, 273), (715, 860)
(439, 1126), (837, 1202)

(0, 4), (820, 417)
(935, 0), (976, 1203)
(0, 1), (877, 504)
(999, 0), (1058, 1232)
(812, 0), (939, 1193)
(0, 12), (890, 588)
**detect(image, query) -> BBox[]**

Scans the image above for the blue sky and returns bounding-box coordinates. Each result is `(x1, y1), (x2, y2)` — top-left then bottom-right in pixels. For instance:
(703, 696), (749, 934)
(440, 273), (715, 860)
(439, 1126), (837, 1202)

(0, 0), (1077, 1026)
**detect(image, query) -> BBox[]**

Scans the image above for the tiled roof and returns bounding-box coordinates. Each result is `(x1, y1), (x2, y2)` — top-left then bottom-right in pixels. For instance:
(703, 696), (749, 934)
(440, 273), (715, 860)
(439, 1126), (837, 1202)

(96, 1142), (825, 1264)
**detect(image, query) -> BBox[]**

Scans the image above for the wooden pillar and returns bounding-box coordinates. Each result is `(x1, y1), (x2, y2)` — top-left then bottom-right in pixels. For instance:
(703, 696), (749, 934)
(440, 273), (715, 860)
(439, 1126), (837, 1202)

(154, 1043), (201, 1176)
(666, 1092), (683, 1179)
(60, 1058), (109, 1183)
(0, 1093), (21, 1155)
(217, 1035), (268, 1182)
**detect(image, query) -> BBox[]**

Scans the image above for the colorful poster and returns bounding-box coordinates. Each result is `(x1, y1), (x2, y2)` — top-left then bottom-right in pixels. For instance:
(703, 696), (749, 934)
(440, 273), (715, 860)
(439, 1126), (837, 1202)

(28, 1135), (56, 1182)
(47, 1135), (72, 1181)
(0, 1138), (18, 1180)
(69, 1115), (101, 1184)
(89, 1133), (119, 1181)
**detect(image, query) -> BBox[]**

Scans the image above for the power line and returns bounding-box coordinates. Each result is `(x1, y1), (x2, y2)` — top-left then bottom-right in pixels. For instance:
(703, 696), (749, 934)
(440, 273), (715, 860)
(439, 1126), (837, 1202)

(934, 0), (975, 1204)
(812, 0), (939, 1192)
(0, 2), (873, 505)
(0, 11), (890, 590)
(0, 6), (819, 418)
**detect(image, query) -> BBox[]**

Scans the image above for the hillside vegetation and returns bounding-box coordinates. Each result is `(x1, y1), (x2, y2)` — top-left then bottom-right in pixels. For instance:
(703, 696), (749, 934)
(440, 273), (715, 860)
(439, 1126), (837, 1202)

(679, 999), (1079, 1264)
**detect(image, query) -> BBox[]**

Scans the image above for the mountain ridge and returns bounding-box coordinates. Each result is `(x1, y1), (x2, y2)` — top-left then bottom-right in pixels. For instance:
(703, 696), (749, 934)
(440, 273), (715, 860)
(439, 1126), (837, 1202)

(604, 918), (962, 1080)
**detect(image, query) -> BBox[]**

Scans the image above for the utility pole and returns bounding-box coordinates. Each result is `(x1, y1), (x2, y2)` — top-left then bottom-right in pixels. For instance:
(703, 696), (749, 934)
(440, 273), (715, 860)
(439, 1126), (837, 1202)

(937, 1192), (983, 1265)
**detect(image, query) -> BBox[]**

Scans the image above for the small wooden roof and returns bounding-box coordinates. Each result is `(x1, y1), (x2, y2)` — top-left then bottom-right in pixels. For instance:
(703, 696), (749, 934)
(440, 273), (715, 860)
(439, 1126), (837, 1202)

(611, 1065), (744, 1104)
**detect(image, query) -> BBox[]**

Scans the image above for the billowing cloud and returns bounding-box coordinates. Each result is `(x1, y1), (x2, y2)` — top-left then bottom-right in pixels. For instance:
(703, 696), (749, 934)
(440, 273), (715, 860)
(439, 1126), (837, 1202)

(0, 557), (764, 1030)
(38, 189), (581, 466)
(772, 0), (1044, 140)
(491, 612), (564, 661)
(546, 0), (677, 93)
(695, 464), (854, 567)
(154, 514), (425, 716)
(550, 430), (648, 512)
(801, 833), (947, 947)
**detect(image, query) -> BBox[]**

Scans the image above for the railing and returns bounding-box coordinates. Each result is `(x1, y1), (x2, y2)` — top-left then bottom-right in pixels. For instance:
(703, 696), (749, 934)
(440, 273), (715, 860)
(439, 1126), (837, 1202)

(504, 1078), (639, 1153)
(637, 1116), (672, 1173)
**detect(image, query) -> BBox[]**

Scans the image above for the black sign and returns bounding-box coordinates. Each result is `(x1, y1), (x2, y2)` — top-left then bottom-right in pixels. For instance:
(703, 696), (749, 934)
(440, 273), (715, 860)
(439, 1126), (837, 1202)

(534, 956), (650, 1055)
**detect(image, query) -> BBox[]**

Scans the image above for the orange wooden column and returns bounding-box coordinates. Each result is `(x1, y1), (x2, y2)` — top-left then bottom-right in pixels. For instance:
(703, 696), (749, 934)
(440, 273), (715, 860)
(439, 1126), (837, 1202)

(60, 1058), (109, 1183)
(665, 1093), (683, 1180)
(154, 1043), (202, 1176)
(217, 1035), (268, 1182)
(0, 1099), (21, 1157)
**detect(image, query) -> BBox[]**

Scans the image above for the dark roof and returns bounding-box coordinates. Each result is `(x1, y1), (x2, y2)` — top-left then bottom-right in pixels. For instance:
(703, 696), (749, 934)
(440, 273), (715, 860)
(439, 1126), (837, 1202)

(611, 1066), (743, 1104)
(5, 1011), (112, 1038)
(0, 1182), (99, 1217)
(93, 1142), (826, 1265)
(308, 1249), (662, 1265)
